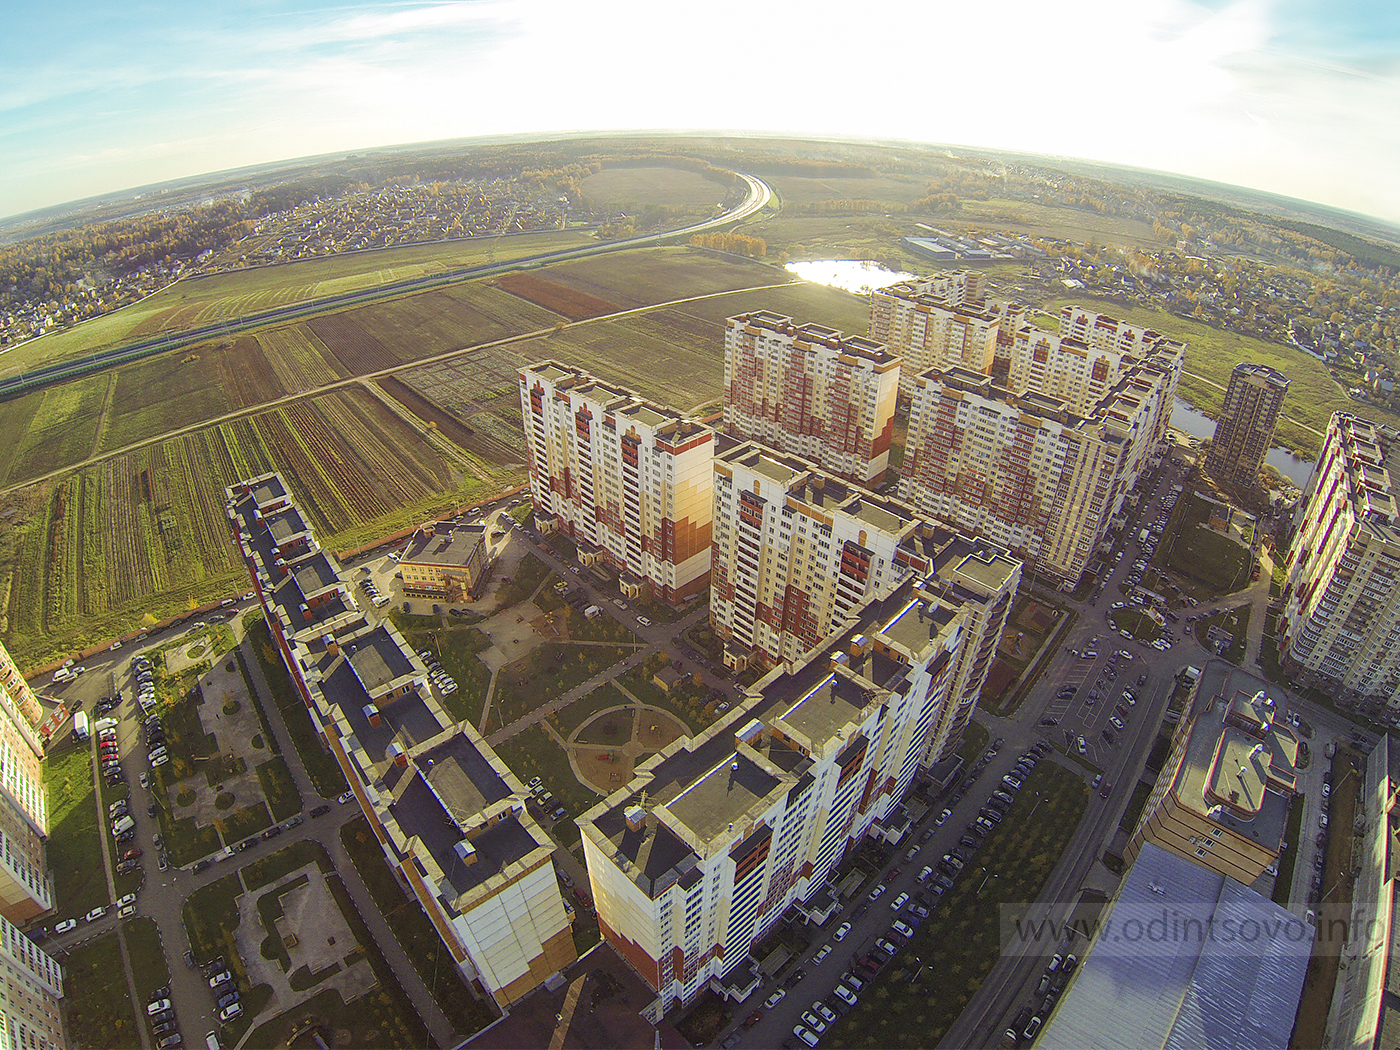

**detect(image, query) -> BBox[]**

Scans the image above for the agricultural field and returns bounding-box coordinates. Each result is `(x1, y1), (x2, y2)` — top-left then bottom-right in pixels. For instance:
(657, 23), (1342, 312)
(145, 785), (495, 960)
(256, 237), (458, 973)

(0, 373), (108, 484)
(534, 246), (793, 311)
(1042, 293), (1400, 457)
(0, 387), (498, 667)
(956, 198), (1165, 250)
(578, 166), (730, 209)
(497, 272), (619, 320)
(0, 228), (596, 378)
(766, 174), (928, 206)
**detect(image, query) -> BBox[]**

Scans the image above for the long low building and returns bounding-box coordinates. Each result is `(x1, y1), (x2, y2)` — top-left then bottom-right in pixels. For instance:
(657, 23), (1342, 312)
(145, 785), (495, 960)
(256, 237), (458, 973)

(227, 473), (577, 1009)
(580, 563), (1017, 1012)
(1037, 841), (1309, 1050)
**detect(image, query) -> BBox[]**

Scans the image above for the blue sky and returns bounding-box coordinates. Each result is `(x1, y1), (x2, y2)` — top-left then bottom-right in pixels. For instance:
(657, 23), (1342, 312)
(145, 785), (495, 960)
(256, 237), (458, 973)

(4, 0), (1400, 222)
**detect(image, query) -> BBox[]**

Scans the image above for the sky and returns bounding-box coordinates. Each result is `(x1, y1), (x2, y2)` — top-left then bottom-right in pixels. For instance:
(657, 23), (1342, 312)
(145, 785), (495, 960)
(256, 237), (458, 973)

(3, 0), (1400, 223)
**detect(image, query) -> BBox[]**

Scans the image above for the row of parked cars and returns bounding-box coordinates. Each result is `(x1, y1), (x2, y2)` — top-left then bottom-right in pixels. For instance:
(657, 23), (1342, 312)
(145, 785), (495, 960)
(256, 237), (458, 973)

(201, 955), (244, 1023)
(418, 650), (459, 696)
(145, 984), (184, 1048)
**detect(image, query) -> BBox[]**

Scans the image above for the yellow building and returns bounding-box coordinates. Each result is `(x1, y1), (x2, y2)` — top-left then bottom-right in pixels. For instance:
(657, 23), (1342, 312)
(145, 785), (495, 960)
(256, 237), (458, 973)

(398, 520), (488, 600)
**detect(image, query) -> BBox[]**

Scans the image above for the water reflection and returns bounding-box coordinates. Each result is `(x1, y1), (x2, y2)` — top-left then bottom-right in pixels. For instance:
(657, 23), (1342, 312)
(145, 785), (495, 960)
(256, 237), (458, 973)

(784, 260), (915, 296)
(1170, 398), (1314, 487)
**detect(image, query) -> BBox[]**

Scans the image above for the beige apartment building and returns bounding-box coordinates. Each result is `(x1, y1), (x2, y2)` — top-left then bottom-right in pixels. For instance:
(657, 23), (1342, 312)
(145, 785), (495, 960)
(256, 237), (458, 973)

(723, 312), (901, 485)
(1279, 414), (1400, 706)
(0, 914), (64, 1050)
(0, 641), (51, 926)
(581, 567), (1016, 1012)
(710, 441), (1020, 761)
(869, 271), (1021, 398)
(520, 362), (714, 604)
(1205, 361), (1290, 486)
(228, 474), (577, 1009)
(899, 367), (1147, 587)
(1125, 662), (1297, 884)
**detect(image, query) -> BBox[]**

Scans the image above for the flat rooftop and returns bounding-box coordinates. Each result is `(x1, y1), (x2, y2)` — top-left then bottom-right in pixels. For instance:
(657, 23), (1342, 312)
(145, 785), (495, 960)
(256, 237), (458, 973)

(265, 506), (311, 546)
(665, 752), (781, 845)
(421, 733), (511, 820)
(347, 631), (416, 695)
(770, 672), (876, 753)
(249, 475), (286, 506)
(401, 523), (485, 568)
(289, 551), (341, 597)
(878, 596), (960, 656)
(389, 776), (538, 897)
(1177, 662), (1296, 850)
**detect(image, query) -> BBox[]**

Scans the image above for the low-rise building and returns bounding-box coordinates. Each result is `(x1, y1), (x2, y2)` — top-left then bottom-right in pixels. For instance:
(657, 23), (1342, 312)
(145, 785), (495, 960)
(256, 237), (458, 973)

(1124, 661), (1298, 884)
(228, 474), (577, 1009)
(398, 520), (488, 600)
(1037, 841), (1308, 1050)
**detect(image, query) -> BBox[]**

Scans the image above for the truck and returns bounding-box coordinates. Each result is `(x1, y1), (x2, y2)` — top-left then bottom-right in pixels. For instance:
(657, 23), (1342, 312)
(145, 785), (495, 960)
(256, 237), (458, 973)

(583, 605), (602, 620)
(111, 816), (135, 836)
(1139, 528), (1150, 544)
(72, 711), (90, 740)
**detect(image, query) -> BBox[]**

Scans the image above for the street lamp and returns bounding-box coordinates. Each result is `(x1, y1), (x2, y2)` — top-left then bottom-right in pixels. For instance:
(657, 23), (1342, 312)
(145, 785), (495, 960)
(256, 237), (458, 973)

(977, 868), (999, 895)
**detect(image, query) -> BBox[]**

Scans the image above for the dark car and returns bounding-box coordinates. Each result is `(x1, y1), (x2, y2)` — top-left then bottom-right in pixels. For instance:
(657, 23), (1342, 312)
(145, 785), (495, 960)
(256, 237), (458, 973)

(239, 838), (257, 851)
(149, 1009), (175, 1025)
(262, 826), (282, 841)
(310, 804), (331, 818)
(783, 967), (806, 989)
(191, 859), (210, 874)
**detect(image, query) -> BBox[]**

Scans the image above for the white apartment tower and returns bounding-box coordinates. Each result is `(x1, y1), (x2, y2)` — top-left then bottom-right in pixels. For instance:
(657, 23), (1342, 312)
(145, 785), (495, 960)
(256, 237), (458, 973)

(0, 915), (64, 1050)
(1280, 414), (1400, 707)
(869, 271), (1024, 397)
(723, 313), (900, 486)
(521, 362), (714, 605)
(581, 567), (1017, 1012)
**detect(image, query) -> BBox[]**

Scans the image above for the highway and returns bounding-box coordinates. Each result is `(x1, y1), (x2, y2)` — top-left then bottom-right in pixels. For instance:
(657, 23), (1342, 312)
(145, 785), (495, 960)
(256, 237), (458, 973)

(0, 172), (772, 396)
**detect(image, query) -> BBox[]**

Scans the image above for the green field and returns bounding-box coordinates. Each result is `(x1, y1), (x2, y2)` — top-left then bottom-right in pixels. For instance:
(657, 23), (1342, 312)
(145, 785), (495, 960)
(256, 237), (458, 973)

(579, 166), (728, 209)
(44, 743), (106, 920)
(0, 229), (597, 378)
(62, 931), (142, 1050)
(1042, 293), (1400, 457)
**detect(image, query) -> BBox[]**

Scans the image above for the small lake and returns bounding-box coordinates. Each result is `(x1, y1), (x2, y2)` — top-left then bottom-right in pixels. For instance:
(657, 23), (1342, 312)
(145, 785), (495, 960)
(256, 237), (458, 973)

(1171, 398), (1316, 488)
(785, 260), (915, 296)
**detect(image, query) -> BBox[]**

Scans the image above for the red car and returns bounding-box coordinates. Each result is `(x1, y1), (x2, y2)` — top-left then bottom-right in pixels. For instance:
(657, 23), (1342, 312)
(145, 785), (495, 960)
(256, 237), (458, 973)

(743, 1011), (763, 1029)
(121, 848), (142, 861)
(1099, 781), (1113, 798)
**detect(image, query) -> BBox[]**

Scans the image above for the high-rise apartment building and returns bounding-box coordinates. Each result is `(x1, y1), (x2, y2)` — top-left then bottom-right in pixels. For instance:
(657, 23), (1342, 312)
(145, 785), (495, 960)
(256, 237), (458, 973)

(1124, 662), (1297, 884)
(520, 362), (714, 605)
(0, 641), (51, 925)
(1008, 309), (1184, 424)
(1279, 414), (1400, 706)
(228, 474), (577, 1008)
(0, 914), (64, 1050)
(709, 441), (1020, 759)
(1205, 362), (1290, 486)
(869, 272), (1021, 397)
(580, 567), (1015, 1012)
(899, 365), (1173, 587)
(723, 312), (900, 485)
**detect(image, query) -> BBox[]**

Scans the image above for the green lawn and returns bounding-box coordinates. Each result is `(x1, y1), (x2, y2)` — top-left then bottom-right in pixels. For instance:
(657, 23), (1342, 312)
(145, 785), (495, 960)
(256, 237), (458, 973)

(825, 764), (1089, 1048)
(61, 931), (141, 1050)
(492, 643), (635, 729)
(215, 799), (274, 842)
(123, 917), (172, 1006)
(1118, 779), (1153, 834)
(1108, 607), (1162, 644)
(1274, 795), (1305, 905)
(1162, 497), (1252, 597)
(537, 582), (641, 644)
(418, 624), (493, 723)
(244, 619), (348, 798)
(550, 682), (634, 739)
(493, 726), (600, 847)
(495, 553), (551, 609)
(617, 652), (713, 731)
(255, 755), (303, 822)
(43, 744), (106, 920)
(339, 817), (498, 1039)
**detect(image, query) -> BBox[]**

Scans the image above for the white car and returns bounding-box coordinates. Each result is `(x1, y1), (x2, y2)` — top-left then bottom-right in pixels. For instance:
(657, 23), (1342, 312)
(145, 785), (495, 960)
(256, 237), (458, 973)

(812, 945), (831, 965)
(54, 919), (77, 935)
(793, 1025), (819, 1048)
(813, 1001), (837, 1024)
(146, 998), (172, 1016)
(84, 907), (106, 923)
(116, 893), (137, 909)
(636, 616), (652, 627)
(833, 922), (852, 941)
(800, 1011), (828, 1035)
(764, 988), (786, 1009)
(833, 984), (858, 1007)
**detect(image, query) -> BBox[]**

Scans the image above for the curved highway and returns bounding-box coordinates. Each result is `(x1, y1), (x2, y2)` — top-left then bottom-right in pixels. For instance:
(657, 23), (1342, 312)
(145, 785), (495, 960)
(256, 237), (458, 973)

(0, 171), (772, 397)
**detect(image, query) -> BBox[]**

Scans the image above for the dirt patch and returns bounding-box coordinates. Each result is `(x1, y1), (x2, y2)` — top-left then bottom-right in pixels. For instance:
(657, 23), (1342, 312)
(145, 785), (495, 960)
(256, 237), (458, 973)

(497, 272), (619, 320)
(376, 375), (480, 450)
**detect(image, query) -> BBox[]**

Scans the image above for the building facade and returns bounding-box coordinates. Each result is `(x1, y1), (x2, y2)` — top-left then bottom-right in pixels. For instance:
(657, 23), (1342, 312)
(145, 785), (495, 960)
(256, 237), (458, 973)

(581, 570), (1014, 1012)
(520, 362), (714, 605)
(723, 312), (900, 485)
(398, 520), (489, 600)
(899, 367), (1155, 587)
(868, 272), (1020, 397)
(1278, 414), (1400, 707)
(1124, 662), (1298, 884)
(228, 473), (577, 1009)
(709, 441), (1019, 759)
(1205, 362), (1290, 486)
(0, 641), (50, 925)
(0, 914), (64, 1050)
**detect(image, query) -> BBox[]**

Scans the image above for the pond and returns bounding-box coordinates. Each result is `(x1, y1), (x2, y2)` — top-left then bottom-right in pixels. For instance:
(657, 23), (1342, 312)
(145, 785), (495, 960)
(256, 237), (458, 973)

(1170, 398), (1316, 488)
(784, 259), (915, 295)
